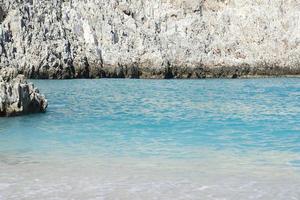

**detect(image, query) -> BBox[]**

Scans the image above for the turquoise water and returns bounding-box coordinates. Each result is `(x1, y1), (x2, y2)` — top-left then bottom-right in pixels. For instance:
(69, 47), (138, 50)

(0, 79), (300, 199)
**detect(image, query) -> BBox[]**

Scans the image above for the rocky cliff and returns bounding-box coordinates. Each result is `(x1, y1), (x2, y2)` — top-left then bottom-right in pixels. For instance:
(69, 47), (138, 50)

(0, 0), (300, 79)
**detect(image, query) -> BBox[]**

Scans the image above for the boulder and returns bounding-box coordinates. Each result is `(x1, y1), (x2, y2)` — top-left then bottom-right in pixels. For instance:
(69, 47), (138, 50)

(0, 69), (47, 117)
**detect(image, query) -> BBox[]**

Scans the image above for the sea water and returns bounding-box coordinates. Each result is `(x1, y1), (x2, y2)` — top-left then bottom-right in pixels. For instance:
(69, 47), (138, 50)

(0, 79), (300, 200)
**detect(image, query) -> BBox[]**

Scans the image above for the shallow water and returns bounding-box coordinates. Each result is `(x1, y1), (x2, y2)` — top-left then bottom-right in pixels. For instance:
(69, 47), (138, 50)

(0, 79), (300, 200)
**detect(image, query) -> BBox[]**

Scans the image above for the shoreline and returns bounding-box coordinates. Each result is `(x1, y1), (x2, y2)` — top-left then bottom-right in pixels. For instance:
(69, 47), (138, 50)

(28, 75), (300, 80)
(16, 65), (300, 79)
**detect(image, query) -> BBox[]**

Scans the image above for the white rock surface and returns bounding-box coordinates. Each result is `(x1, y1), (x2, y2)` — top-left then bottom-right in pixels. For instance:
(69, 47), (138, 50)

(0, 68), (47, 116)
(0, 0), (300, 78)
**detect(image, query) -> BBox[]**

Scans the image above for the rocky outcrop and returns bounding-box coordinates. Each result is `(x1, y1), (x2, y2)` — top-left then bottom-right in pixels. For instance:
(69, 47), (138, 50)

(0, 68), (47, 116)
(0, 0), (300, 79)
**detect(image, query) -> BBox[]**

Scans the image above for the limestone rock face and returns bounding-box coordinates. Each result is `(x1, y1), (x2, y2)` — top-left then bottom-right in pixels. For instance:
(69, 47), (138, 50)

(0, 68), (47, 116)
(0, 0), (300, 78)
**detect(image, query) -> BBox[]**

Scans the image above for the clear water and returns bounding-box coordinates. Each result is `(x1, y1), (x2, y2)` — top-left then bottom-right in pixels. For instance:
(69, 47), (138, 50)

(0, 79), (300, 200)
